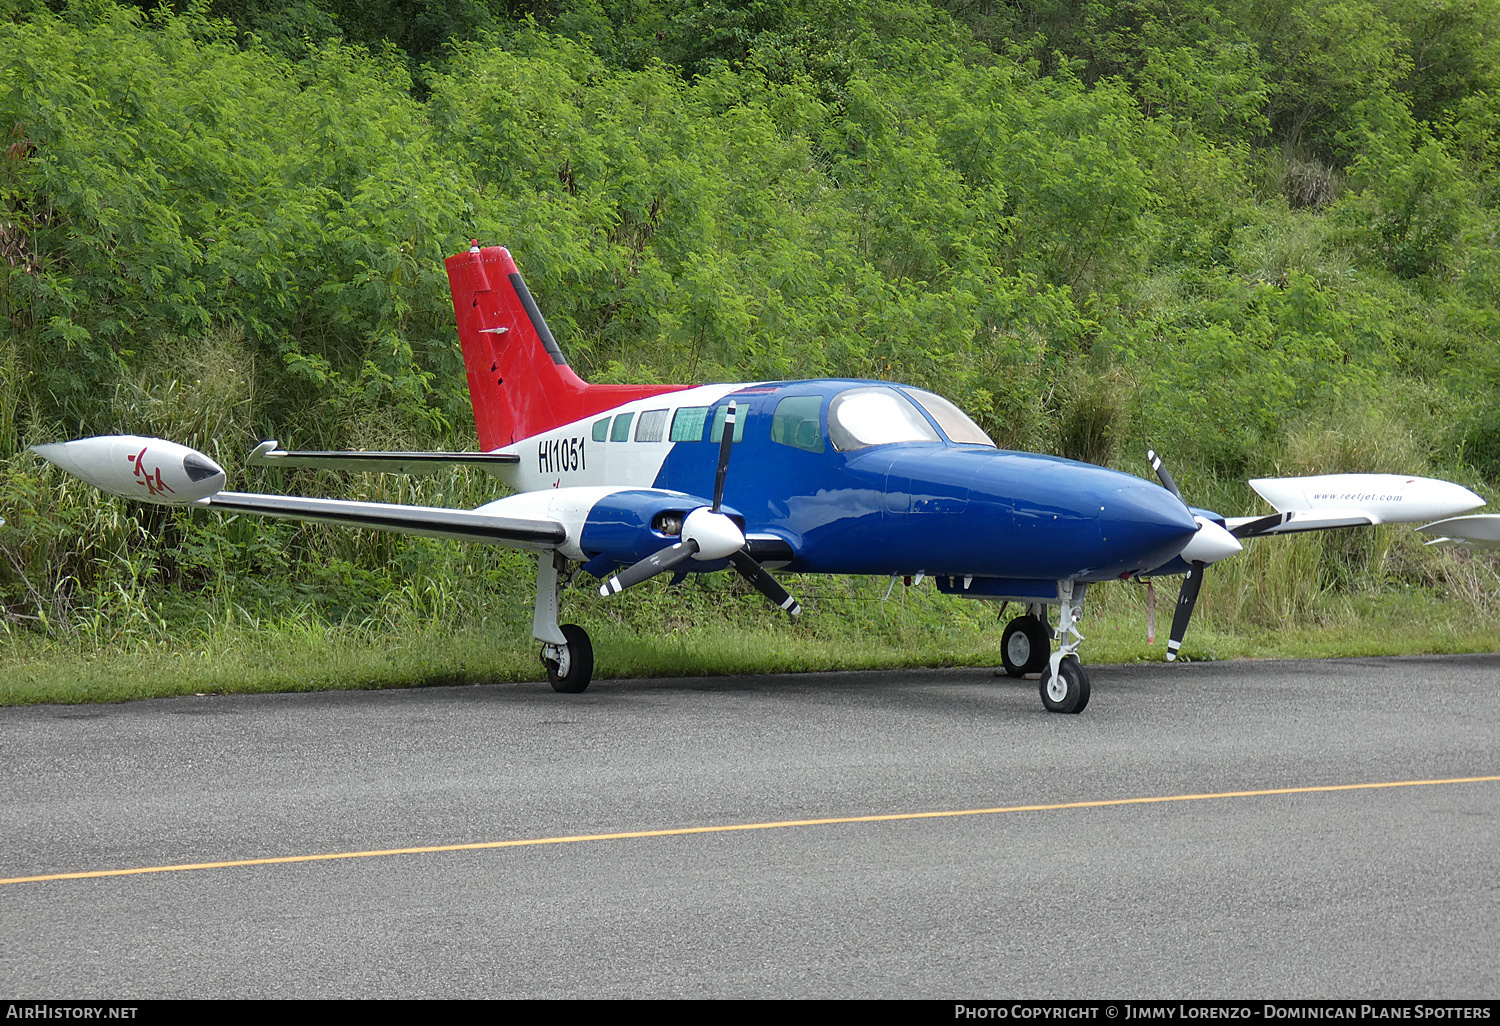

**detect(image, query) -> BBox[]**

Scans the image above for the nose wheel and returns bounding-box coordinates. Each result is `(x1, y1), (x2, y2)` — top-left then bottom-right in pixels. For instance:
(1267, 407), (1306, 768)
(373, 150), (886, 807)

(1000, 615), (1051, 677)
(1040, 654), (1090, 713)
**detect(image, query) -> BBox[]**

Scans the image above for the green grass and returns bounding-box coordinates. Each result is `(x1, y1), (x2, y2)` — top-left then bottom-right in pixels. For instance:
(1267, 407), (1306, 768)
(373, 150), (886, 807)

(3, 577), (1496, 706)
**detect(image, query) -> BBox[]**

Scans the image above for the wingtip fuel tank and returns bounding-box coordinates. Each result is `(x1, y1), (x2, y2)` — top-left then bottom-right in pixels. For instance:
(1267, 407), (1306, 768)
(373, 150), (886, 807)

(1248, 473), (1484, 525)
(31, 435), (227, 505)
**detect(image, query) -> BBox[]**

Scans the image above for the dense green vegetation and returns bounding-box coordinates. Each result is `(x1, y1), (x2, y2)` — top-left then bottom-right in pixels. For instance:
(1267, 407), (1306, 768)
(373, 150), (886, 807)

(2, 0), (1499, 700)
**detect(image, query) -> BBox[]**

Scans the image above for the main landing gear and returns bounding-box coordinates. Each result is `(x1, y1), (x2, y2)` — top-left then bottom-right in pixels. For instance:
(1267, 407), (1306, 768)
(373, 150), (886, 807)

(542, 623), (594, 694)
(533, 551), (596, 694)
(1000, 610), (1050, 677)
(999, 583), (1091, 714)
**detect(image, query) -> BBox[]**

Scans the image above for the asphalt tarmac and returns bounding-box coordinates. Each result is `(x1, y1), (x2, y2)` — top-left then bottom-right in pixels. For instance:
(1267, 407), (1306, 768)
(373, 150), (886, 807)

(2, 654), (1497, 999)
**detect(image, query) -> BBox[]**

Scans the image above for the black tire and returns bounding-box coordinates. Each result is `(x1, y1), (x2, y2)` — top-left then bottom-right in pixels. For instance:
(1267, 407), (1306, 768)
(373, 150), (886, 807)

(1039, 655), (1090, 714)
(1001, 615), (1051, 677)
(543, 623), (594, 694)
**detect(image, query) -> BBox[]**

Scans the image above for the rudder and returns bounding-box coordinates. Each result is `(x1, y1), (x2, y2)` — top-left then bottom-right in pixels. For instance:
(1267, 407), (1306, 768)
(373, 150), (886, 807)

(446, 244), (689, 450)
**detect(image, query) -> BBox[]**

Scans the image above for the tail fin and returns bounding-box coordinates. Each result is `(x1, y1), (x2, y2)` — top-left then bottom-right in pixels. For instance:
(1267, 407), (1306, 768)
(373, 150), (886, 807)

(446, 244), (690, 450)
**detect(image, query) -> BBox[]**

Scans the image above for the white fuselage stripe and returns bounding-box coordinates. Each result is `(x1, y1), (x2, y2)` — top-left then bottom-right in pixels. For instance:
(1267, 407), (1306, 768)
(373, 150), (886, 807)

(495, 384), (752, 494)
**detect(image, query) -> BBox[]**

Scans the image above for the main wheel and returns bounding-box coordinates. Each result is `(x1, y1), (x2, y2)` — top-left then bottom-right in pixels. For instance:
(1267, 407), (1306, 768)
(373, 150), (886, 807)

(1001, 615), (1051, 677)
(1039, 655), (1090, 714)
(542, 623), (594, 694)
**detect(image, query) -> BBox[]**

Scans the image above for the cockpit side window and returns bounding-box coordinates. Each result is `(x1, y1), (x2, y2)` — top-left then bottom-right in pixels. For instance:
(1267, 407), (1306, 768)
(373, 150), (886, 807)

(903, 388), (996, 446)
(828, 386), (941, 452)
(771, 395), (825, 453)
(670, 407), (708, 442)
(709, 403), (748, 443)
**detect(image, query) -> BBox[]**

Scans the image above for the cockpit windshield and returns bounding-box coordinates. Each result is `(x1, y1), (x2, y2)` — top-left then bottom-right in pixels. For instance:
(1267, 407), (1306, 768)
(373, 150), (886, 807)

(902, 387), (996, 446)
(828, 386), (941, 452)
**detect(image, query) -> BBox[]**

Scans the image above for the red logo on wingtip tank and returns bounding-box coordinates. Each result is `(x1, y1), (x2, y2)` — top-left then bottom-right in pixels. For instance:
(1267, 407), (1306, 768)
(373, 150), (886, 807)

(127, 446), (176, 498)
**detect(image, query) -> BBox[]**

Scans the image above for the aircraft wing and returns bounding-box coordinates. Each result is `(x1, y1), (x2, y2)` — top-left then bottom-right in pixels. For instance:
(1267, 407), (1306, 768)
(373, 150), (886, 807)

(1143, 466), (1486, 662)
(1416, 514), (1500, 550)
(246, 440), (519, 475)
(29, 436), (801, 580)
(206, 492), (565, 548)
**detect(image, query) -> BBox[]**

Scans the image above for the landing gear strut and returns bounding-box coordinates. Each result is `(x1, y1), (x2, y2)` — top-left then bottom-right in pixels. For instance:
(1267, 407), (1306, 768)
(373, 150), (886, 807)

(534, 550), (594, 694)
(1040, 581), (1090, 714)
(994, 585), (1092, 713)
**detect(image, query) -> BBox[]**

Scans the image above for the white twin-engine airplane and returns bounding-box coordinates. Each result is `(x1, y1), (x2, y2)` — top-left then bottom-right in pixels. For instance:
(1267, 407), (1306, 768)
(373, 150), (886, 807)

(31, 244), (1488, 713)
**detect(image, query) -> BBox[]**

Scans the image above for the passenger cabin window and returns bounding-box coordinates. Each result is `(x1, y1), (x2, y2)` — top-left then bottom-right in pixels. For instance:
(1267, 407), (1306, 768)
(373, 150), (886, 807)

(828, 386), (940, 452)
(904, 387), (996, 446)
(710, 402), (748, 443)
(635, 409), (668, 442)
(610, 412), (634, 442)
(671, 407), (708, 442)
(771, 395), (824, 453)
(592, 418), (609, 442)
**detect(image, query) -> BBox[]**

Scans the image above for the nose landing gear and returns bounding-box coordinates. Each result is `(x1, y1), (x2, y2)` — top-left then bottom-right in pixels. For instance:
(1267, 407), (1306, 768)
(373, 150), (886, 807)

(1040, 654), (1090, 713)
(995, 584), (1092, 713)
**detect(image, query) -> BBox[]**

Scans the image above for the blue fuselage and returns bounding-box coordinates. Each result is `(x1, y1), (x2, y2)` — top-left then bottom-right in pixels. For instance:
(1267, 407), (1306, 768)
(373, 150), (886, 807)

(650, 381), (1198, 583)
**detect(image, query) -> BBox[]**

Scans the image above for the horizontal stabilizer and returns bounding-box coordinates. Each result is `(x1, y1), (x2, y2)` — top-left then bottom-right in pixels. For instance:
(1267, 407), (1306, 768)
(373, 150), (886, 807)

(1417, 514), (1500, 550)
(207, 492), (564, 548)
(248, 441), (518, 475)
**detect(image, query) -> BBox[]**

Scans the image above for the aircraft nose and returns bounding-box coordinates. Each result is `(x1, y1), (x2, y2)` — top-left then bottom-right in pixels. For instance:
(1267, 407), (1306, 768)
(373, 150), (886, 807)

(1099, 479), (1199, 571)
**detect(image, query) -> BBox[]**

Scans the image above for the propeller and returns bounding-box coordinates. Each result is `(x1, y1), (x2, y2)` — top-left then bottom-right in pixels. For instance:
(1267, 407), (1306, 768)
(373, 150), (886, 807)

(599, 402), (802, 616)
(1146, 448), (1249, 661)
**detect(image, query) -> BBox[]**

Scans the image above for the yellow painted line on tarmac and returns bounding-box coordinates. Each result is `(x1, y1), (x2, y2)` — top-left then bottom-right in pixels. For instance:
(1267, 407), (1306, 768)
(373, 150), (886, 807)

(4, 774), (1497, 887)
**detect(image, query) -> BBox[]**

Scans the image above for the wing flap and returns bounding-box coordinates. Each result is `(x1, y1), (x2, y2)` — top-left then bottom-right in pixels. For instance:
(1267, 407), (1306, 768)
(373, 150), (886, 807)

(247, 440), (518, 475)
(1224, 509), (1376, 535)
(207, 492), (564, 548)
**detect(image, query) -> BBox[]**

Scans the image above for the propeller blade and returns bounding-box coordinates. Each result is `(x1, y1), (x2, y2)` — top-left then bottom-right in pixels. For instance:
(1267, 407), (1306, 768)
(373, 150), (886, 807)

(1147, 448), (1184, 502)
(728, 549), (802, 616)
(1165, 563), (1204, 662)
(712, 401), (737, 512)
(598, 540), (700, 596)
(1230, 512), (1292, 539)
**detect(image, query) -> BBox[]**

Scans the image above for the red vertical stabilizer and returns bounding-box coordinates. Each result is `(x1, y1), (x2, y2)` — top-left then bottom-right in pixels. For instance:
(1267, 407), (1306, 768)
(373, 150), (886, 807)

(446, 245), (690, 451)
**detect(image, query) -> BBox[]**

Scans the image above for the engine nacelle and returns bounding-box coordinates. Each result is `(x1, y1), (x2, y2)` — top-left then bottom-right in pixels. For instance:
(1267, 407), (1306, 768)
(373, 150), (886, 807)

(31, 435), (227, 505)
(476, 486), (740, 565)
